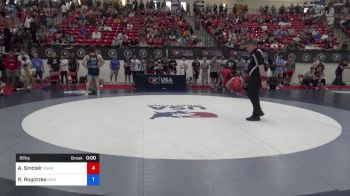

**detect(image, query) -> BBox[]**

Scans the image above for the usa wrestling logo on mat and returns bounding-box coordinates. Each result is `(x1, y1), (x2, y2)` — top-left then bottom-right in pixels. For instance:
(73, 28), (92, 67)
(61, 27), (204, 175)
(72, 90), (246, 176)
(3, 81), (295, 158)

(148, 105), (218, 119)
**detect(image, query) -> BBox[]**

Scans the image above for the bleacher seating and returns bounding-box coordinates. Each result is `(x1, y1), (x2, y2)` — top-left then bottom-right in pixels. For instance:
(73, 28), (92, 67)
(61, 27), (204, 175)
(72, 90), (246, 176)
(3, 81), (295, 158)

(203, 12), (339, 49)
(52, 9), (192, 46)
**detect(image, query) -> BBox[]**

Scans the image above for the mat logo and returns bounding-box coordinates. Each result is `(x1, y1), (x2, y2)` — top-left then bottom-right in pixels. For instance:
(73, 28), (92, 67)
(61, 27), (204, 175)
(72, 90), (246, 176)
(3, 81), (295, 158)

(149, 105), (218, 119)
(148, 77), (173, 85)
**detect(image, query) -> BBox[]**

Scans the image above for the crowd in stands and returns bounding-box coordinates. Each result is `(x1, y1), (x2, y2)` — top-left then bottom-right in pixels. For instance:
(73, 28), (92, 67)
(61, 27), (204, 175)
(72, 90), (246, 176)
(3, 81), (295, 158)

(1, 0), (350, 51)
(0, 0), (202, 52)
(0, 1), (59, 52)
(199, 1), (346, 50)
(58, 6), (199, 47)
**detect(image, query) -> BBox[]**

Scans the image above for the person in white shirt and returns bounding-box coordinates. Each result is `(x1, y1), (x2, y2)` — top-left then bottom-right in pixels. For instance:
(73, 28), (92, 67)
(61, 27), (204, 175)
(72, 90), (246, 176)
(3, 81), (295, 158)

(112, 37), (122, 47)
(24, 16), (33, 29)
(103, 24), (112, 32)
(60, 55), (69, 84)
(117, 32), (128, 42)
(261, 25), (268, 32)
(18, 51), (31, 68)
(271, 42), (279, 49)
(19, 63), (33, 92)
(61, 4), (69, 19)
(92, 30), (101, 40)
(127, 23), (133, 31)
(178, 58), (188, 77)
(131, 55), (142, 82)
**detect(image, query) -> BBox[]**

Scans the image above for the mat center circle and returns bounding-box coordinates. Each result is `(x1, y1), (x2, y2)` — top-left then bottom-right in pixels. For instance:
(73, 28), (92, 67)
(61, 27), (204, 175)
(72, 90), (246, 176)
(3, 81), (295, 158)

(22, 95), (342, 160)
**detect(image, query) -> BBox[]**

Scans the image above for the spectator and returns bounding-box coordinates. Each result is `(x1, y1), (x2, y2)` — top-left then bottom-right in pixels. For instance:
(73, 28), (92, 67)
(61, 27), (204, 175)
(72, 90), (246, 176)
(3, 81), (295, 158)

(192, 57), (200, 86)
(19, 63), (32, 91)
(332, 61), (348, 86)
(131, 55), (142, 82)
(243, 4), (248, 12)
(103, 24), (112, 32)
(61, 3), (69, 19)
(302, 67), (316, 87)
(110, 57), (120, 84)
(3, 51), (20, 86)
(60, 55), (69, 84)
(31, 53), (44, 81)
(178, 58), (188, 77)
(162, 58), (171, 75)
(48, 25), (58, 37)
(17, 51), (31, 68)
(274, 54), (286, 87)
(279, 4), (286, 14)
(146, 58), (155, 74)
(314, 63), (326, 88)
(24, 15), (34, 30)
(154, 59), (164, 75)
(234, 54), (247, 75)
(271, 5), (276, 15)
(168, 58), (177, 74)
(68, 53), (79, 84)
(219, 56), (226, 67)
(200, 57), (209, 85)
(117, 32), (128, 43)
(66, 33), (75, 44)
(209, 56), (220, 87)
(127, 23), (133, 31)
(80, 26), (88, 37)
(226, 56), (236, 70)
(312, 57), (321, 68)
(284, 57), (295, 86)
(47, 52), (60, 72)
(92, 29), (102, 40)
(112, 36), (122, 47)
(124, 58), (132, 83)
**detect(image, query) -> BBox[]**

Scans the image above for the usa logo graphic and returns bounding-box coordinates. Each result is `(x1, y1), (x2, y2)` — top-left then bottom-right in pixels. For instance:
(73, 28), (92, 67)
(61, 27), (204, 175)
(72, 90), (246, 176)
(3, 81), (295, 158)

(148, 77), (160, 85)
(149, 105), (218, 119)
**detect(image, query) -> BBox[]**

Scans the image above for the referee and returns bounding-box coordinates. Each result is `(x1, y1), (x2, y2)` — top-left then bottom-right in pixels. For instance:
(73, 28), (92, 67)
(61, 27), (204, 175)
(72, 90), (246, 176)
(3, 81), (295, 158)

(245, 40), (268, 121)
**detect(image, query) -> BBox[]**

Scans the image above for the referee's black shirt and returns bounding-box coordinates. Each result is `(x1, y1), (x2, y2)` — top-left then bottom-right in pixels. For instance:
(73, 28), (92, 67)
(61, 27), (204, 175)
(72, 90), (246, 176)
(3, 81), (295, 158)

(248, 48), (265, 77)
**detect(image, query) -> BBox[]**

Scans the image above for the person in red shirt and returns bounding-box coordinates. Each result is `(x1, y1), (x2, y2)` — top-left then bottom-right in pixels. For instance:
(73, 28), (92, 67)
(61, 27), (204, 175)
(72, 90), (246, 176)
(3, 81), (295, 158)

(218, 64), (233, 92)
(226, 71), (244, 96)
(3, 51), (20, 86)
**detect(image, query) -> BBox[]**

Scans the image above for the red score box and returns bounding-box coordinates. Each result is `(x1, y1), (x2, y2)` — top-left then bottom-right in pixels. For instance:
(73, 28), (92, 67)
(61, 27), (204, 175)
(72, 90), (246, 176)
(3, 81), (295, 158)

(87, 162), (100, 174)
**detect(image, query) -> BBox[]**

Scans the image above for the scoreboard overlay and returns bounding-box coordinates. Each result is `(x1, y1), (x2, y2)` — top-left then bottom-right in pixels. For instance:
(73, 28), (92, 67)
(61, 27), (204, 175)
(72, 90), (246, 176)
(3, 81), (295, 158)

(16, 154), (100, 186)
